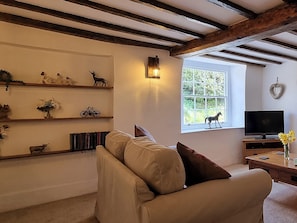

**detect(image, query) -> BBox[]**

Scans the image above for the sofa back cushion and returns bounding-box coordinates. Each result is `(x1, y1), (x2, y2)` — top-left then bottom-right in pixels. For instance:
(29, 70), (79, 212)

(105, 129), (133, 162)
(177, 142), (231, 186)
(124, 137), (185, 194)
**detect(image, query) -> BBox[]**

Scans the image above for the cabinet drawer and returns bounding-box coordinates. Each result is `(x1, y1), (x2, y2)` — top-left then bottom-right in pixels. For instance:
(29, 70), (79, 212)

(278, 171), (297, 186)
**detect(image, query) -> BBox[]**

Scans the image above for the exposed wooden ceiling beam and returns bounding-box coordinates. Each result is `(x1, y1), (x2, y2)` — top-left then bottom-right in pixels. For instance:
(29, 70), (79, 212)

(262, 38), (297, 51)
(0, 0), (184, 45)
(171, 3), (297, 57)
(208, 0), (257, 19)
(204, 54), (266, 67)
(65, 0), (204, 38)
(238, 45), (297, 62)
(220, 50), (282, 64)
(130, 0), (227, 30)
(287, 30), (297, 35)
(0, 12), (171, 50)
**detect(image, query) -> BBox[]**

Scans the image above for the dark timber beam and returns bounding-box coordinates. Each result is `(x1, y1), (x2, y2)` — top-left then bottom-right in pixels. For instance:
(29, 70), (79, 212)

(130, 0), (227, 30)
(208, 0), (257, 19)
(0, 0), (184, 45)
(262, 38), (297, 51)
(204, 55), (266, 67)
(0, 12), (171, 50)
(171, 3), (297, 57)
(65, 0), (205, 38)
(238, 45), (297, 62)
(220, 50), (282, 64)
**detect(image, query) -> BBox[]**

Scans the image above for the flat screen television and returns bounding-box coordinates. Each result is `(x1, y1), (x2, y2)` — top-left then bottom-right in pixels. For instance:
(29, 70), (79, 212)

(244, 110), (284, 139)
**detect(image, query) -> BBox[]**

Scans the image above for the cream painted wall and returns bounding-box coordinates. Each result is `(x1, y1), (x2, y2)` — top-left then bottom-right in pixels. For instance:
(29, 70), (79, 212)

(262, 61), (297, 153)
(0, 21), (264, 212)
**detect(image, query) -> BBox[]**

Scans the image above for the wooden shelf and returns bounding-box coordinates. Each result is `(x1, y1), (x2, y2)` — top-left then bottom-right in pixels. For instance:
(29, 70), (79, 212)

(0, 149), (95, 161)
(0, 82), (113, 89)
(0, 116), (113, 122)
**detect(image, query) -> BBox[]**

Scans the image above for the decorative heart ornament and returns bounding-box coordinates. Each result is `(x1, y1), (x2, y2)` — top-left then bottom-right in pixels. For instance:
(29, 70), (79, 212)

(269, 83), (285, 99)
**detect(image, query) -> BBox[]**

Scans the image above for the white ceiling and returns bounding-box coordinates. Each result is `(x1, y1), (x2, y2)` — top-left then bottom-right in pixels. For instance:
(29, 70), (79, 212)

(1, 0), (297, 67)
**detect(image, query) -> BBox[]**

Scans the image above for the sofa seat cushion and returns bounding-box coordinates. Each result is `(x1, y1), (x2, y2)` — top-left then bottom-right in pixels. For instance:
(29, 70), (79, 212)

(105, 129), (133, 162)
(177, 142), (231, 186)
(124, 137), (185, 194)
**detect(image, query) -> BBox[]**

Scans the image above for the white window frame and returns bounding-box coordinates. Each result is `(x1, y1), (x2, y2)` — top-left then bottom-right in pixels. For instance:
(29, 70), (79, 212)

(181, 60), (232, 132)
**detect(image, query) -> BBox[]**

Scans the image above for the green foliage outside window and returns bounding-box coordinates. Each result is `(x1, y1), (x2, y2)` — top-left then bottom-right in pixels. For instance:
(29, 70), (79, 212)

(182, 67), (227, 125)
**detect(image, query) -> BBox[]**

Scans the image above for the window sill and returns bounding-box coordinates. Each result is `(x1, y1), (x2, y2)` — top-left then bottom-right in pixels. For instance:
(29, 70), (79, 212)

(181, 126), (244, 134)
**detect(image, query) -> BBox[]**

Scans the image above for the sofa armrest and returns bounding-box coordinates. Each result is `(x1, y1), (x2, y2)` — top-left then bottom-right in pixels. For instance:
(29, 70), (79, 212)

(141, 169), (272, 223)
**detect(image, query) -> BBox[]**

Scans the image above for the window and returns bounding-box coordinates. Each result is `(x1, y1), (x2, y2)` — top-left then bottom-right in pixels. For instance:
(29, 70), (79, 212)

(181, 59), (246, 132)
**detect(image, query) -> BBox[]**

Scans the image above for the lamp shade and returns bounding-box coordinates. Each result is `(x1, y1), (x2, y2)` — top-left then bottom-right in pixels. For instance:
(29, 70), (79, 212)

(147, 56), (160, 78)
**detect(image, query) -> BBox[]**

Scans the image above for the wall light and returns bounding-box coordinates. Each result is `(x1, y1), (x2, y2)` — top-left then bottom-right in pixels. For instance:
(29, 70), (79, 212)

(147, 56), (160, 78)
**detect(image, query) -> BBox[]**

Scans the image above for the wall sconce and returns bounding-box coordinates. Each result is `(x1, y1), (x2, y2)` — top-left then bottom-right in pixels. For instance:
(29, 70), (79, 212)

(147, 56), (160, 78)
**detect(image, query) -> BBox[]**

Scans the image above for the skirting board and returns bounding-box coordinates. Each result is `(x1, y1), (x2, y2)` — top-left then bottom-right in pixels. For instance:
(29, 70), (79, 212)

(0, 179), (97, 213)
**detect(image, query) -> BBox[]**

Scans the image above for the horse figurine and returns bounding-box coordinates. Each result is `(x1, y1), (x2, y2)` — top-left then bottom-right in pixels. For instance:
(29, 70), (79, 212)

(90, 71), (107, 86)
(205, 112), (222, 128)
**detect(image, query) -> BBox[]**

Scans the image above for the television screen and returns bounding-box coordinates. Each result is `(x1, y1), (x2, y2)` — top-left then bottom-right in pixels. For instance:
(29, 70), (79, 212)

(244, 110), (284, 139)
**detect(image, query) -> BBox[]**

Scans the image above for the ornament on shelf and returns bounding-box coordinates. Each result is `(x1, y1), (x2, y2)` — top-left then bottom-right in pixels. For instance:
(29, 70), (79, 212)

(0, 69), (24, 91)
(0, 104), (11, 120)
(37, 98), (60, 119)
(29, 144), (48, 154)
(0, 124), (9, 140)
(40, 72), (75, 85)
(80, 106), (100, 118)
(90, 71), (107, 86)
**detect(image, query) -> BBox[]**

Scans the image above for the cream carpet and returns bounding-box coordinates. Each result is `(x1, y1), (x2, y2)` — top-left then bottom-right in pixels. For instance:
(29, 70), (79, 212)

(0, 166), (297, 223)
(0, 193), (98, 223)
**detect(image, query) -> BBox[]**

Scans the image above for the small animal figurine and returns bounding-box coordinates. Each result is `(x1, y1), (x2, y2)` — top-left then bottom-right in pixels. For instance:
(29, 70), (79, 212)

(29, 144), (47, 154)
(90, 71), (107, 86)
(205, 112), (222, 128)
(0, 104), (11, 120)
(55, 73), (65, 84)
(40, 72), (56, 84)
(64, 76), (75, 85)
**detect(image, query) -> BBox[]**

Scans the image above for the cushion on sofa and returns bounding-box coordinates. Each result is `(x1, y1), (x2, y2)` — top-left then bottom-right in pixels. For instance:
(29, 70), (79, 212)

(124, 137), (185, 194)
(134, 124), (156, 142)
(105, 129), (133, 162)
(177, 142), (231, 186)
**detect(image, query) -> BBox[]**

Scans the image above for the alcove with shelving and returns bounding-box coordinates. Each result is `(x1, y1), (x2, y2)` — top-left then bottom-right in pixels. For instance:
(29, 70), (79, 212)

(0, 43), (114, 160)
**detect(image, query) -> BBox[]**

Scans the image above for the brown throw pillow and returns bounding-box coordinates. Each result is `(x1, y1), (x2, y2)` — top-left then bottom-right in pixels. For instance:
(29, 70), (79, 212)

(134, 125), (156, 142)
(177, 142), (231, 186)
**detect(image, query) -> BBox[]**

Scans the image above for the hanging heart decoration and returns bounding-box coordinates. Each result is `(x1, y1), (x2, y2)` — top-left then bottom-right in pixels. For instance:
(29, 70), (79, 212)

(269, 83), (285, 99)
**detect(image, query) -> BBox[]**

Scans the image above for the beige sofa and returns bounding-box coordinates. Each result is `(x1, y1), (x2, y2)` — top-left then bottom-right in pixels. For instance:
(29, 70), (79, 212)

(94, 130), (272, 223)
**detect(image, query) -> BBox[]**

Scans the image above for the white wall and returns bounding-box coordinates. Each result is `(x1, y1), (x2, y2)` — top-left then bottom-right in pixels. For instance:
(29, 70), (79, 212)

(262, 61), (297, 152)
(0, 21), (264, 212)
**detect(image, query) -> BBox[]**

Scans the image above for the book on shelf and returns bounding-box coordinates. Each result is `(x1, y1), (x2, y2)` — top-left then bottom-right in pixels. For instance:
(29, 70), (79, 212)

(70, 131), (109, 151)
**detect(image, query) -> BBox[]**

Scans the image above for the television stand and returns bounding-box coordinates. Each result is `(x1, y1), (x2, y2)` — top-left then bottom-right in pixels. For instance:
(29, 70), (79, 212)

(242, 138), (283, 164)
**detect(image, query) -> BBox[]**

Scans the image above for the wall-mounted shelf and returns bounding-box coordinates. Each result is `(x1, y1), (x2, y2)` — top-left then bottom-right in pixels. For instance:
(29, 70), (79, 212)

(0, 82), (113, 89)
(0, 116), (113, 122)
(0, 149), (94, 161)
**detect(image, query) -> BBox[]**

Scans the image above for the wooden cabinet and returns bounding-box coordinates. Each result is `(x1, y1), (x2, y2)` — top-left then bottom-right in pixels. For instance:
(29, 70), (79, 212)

(0, 82), (113, 160)
(242, 138), (283, 164)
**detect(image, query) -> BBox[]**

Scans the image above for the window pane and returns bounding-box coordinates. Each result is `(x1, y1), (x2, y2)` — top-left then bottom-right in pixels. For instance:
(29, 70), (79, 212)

(196, 97), (205, 109)
(183, 82), (193, 95)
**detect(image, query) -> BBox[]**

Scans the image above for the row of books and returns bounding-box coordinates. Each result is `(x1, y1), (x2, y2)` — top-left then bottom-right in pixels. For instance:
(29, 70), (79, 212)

(70, 131), (109, 151)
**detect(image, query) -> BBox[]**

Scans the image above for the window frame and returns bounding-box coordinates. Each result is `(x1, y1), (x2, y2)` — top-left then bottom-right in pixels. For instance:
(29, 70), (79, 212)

(181, 60), (231, 132)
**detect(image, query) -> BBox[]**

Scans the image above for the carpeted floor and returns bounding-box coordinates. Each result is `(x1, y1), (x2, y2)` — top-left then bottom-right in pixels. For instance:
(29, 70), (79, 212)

(1, 165), (297, 223)
(0, 193), (98, 223)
